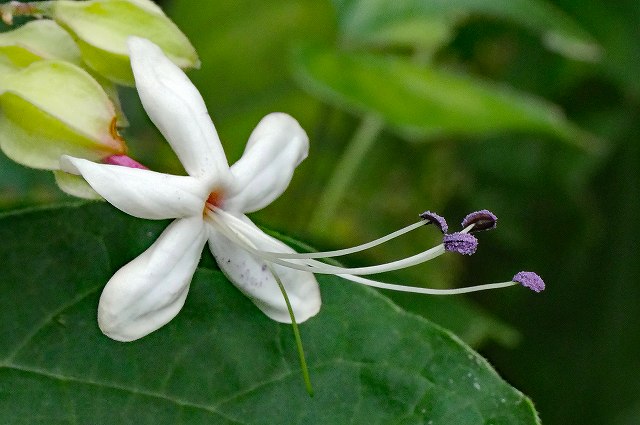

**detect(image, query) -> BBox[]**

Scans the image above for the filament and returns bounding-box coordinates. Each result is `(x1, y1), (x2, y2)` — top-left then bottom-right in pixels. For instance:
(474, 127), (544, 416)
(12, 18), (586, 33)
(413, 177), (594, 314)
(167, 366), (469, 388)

(340, 275), (518, 295)
(205, 209), (518, 296)
(215, 208), (428, 259)
(214, 208), (447, 275)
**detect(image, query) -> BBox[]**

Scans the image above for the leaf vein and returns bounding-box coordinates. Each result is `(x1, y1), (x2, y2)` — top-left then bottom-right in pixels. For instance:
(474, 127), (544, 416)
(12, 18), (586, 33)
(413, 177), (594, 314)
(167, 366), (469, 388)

(3, 284), (102, 363)
(3, 364), (245, 424)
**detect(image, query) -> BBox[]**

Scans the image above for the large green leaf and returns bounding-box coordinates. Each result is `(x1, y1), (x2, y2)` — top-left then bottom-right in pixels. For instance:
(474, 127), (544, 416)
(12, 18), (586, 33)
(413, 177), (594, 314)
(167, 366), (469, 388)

(0, 203), (539, 424)
(333, 0), (600, 61)
(293, 44), (596, 149)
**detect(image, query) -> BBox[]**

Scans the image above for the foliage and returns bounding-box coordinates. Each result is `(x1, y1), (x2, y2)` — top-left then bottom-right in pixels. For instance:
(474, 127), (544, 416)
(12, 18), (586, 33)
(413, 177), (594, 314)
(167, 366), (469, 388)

(0, 0), (638, 423)
(0, 203), (539, 424)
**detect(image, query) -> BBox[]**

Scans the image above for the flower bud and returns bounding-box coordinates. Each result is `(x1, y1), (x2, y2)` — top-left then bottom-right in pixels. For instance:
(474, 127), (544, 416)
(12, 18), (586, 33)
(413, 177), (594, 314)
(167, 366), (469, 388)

(0, 59), (125, 170)
(51, 0), (199, 85)
(0, 19), (81, 73)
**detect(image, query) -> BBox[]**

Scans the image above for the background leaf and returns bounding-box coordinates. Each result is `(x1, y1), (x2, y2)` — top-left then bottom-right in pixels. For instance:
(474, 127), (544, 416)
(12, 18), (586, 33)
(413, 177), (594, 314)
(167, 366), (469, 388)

(0, 203), (539, 424)
(333, 0), (600, 61)
(292, 44), (594, 148)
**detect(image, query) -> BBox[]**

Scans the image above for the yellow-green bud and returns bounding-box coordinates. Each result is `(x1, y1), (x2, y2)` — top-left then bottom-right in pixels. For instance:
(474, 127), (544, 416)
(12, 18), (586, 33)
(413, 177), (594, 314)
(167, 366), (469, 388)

(0, 19), (81, 74)
(51, 0), (199, 85)
(0, 59), (125, 170)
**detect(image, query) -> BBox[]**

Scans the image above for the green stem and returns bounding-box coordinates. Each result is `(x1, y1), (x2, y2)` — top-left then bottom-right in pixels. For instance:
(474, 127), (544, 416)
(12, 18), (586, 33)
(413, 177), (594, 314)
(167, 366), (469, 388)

(268, 265), (314, 397)
(309, 114), (384, 233)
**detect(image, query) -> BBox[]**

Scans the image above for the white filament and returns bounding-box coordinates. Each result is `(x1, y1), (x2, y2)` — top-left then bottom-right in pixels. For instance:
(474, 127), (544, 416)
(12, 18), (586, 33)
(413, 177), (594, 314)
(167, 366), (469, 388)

(340, 275), (518, 295)
(213, 208), (446, 275)
(215, 208), (428, 259)
(205, 208), (517, 296)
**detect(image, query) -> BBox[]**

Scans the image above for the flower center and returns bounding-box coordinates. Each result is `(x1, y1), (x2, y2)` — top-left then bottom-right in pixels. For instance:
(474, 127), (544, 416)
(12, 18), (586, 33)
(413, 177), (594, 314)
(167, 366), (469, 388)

(205, 189), (225, 213)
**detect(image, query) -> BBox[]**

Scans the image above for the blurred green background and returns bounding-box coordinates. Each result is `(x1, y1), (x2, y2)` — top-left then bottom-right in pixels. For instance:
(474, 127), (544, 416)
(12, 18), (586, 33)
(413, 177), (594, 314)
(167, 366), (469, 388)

(1, 0), (638, 424)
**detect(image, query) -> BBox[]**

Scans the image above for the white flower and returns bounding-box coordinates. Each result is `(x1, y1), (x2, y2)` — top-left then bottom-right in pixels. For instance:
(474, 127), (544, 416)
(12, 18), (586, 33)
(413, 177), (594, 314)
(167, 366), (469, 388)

(61, 37), (321, 341)
(60, 38), (544, 342)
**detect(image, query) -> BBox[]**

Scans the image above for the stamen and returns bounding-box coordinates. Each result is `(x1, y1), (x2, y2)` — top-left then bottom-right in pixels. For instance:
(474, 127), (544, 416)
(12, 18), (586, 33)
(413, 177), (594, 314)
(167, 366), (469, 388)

(215, 207), (431, 260)
(204, 209), (536, 297)
(443, 232), (478, 255)
(461, 209), (497, 232)
(419, 211), (448, 233)
(512, 271), (545, 292)
(213, 209), (447, 276)
(341, 274), (518, 295)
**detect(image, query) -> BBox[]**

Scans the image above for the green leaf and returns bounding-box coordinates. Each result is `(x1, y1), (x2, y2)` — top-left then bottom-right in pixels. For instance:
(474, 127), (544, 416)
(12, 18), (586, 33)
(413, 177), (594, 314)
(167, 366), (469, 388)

(292, 44), (597, 149)
(0, 203), (540, 424)
(333, 0), (601, 61)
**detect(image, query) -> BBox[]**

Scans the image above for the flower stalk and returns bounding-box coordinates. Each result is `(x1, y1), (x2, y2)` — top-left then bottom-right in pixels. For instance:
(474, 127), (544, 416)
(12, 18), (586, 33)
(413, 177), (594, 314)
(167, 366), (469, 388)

(309, 114), (384, 232)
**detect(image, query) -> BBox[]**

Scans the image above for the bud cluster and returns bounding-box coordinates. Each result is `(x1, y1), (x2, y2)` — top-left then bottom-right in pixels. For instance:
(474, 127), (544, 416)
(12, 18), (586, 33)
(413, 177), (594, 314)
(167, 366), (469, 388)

(0, 0), (198, 197)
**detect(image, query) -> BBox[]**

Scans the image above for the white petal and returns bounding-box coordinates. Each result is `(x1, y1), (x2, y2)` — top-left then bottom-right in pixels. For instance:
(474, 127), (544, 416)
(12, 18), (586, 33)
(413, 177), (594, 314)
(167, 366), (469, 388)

(61, 155), (207, 220)
(224, 113), (309, 213)
(98, 217), (207, 341)
(207, 214), (321, 323)
(128, 37), (229, 183)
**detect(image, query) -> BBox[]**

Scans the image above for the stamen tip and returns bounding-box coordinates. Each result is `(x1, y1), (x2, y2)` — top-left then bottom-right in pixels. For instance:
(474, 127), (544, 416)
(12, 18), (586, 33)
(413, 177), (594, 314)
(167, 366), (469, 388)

(419, 211), (448, 233)
(462, 209), (497, 232)
(513, 271), (545, 292)
(443, 232), (478, 255)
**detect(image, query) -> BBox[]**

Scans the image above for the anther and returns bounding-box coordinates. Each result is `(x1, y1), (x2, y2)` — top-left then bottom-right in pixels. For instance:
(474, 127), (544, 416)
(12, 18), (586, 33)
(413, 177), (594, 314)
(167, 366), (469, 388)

(419, 211), (448, 234)
(443, 232), (478, 255)
(512, 271), (545, 292)
(461, 209), (497, 232)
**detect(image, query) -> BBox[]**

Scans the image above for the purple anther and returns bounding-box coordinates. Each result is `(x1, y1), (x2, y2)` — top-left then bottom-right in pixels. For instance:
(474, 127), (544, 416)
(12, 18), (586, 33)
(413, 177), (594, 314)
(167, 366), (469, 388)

(512, 271), (545, 292)
(461, 209), (497, 232)
(419, 211), (448, 234)
(104, 155), (148, 170)
(443, 232), (478, 255)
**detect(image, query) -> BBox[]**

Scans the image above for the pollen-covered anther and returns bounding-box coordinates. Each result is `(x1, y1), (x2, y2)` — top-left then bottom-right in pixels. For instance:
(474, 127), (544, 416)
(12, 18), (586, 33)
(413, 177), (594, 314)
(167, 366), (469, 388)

(512, 271), (545, 292)
(419, 211), (448, 234)
(443, 232), (478, 255)
(461, 209), (497, 232)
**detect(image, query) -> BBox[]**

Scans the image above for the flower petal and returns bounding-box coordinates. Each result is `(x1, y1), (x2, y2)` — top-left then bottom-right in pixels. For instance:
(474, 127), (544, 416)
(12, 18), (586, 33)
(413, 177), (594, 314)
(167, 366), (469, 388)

(61, 155), (207, 220)
(98, 216), (207, 341)
(224, 113), (309, 213)
(128, 37), (229, 183)
(207, 214), (321, 323)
